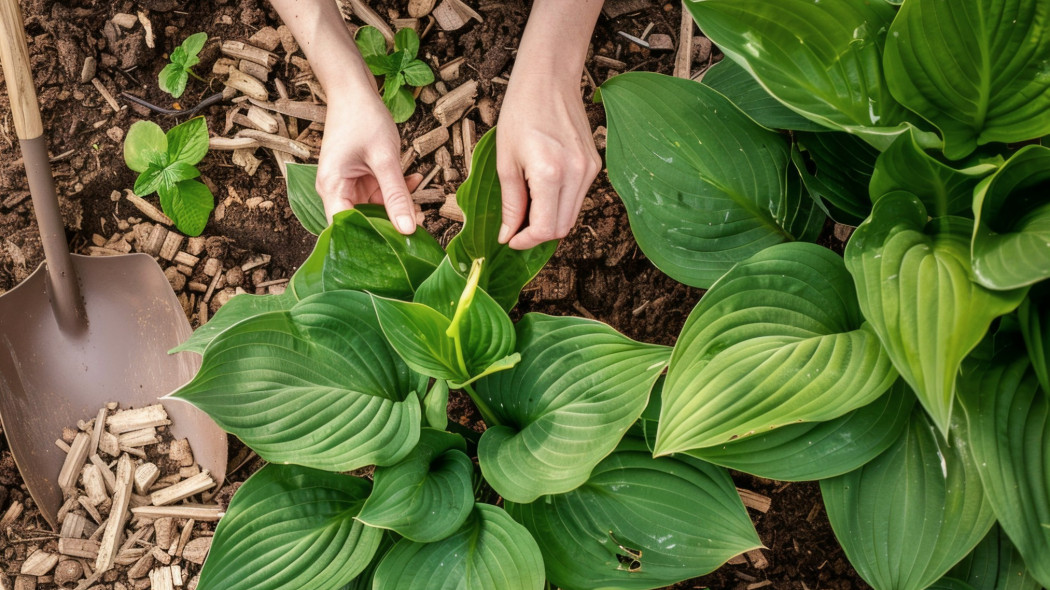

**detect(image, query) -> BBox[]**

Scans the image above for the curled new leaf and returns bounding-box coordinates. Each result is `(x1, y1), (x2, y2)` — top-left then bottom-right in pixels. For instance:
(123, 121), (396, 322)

(198, 465), (380, 590)
(655, 242), (897, 454)
(844, 192), (1025, 437)
(477, 314), (670, 503)
(506, 438), (761, 590)
(172, 290), (424, 471)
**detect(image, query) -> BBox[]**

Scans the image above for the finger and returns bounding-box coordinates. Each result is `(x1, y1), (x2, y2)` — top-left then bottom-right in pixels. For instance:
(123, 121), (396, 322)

(507, 180), (560, 250)
(316, 175), (356, 224)
(555, 156), (600, 238)
(497, 158), (529, 244)
(405, 173), (424, 193)
(372, 158), (418, 235)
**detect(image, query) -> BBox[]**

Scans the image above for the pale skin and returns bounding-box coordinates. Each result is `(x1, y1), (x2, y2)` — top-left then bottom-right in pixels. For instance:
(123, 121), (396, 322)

(269, 0), (603, 250)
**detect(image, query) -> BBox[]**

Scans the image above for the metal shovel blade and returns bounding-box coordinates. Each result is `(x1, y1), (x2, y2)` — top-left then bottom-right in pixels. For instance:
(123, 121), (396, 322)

(0, 253), (227, 529)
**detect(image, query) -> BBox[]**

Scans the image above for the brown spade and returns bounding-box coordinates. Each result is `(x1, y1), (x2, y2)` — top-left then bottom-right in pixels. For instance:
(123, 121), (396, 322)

(0, 0), (226, 529)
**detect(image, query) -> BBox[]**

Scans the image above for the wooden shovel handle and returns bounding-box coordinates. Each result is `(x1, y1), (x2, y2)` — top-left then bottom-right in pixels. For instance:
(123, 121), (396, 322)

(0, 0), (43, 140)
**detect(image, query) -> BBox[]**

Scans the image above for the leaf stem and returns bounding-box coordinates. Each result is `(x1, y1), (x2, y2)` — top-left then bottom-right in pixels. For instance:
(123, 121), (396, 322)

(461, 382), (500, 428)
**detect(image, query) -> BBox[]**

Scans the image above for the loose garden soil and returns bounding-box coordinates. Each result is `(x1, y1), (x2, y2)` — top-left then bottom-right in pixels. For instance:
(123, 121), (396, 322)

(0, 0), (871, 587)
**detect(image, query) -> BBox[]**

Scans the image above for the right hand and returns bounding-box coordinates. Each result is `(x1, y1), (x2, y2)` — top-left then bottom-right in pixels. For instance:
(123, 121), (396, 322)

(315, 90), (418, 235)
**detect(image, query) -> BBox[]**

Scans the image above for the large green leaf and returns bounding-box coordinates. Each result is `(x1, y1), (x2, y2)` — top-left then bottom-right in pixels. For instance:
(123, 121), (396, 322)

(356, 429), (474, 543)
(285, 163), (328, 235)
(686, 0), (913, 149)
(171, 290), (298, 355)
(198, 465), (380, 590)
(172, 290), (423, 471)
(701, 58), (827, 132)
(655, 242), (897, 454)
(972, 145), (1050, 290)
(1019, 282), (1050, 395)
(957, 342), (1050, 587)
(292, 208), (444, 299)
(600, 72), (824, 289)
(372, 504), (545, 590)
(476, 314), (670, 503)
(944, 524), (1043, 590)
(844, 192), (1025, 436)
(870, 128), (998, 218)
(821, 410), (996, 590)
(506, 438), (761, 590)
(372, 258), (517, 385)
(445, 128), (556, 312)
(794, 131), (880, 226)
(686, 379), (914, 481)
(883, 0), (1050, 159)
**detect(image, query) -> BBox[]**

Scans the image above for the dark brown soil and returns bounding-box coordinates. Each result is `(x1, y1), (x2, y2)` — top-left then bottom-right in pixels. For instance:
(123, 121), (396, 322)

(0, 0), (870, 588)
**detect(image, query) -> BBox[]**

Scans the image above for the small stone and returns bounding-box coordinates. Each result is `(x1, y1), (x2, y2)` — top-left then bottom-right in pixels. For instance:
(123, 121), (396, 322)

(245, 196), (264, 209)
(203, 258), (221, 277)
(169, 438), (195, 467)
(53, 560), (82, 586)
(247, 26), (280, 51)
(106, 126), (124, 143)
(111, 12), (138, 29)
(225, 266), (245, 288)
(164, 266), (186, 291)
(80, 56), (97, 83)
(210, 287), (238, 313)
(647, 33), (673, 51)
(250, 268), (268, 285)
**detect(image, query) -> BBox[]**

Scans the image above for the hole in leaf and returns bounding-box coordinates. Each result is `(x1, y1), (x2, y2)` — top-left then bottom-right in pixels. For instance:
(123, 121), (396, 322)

(609, 531), (643, 573)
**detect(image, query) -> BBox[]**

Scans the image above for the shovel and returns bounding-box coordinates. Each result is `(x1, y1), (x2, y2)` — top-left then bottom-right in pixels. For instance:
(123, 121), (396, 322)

(0, 0), (226, 529)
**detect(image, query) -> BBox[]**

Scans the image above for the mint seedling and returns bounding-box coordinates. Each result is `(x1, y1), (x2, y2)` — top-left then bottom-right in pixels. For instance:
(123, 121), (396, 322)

(124, 116), (214, 236)
(159, 32), (207, 99)
(355, 26), (435, 123)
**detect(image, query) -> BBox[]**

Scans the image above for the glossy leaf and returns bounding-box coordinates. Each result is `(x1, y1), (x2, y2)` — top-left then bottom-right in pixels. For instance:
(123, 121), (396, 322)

(423, 379), (449, 430)
(401, 60), (434, 87)
(870, 128), (997, 218)
(883, 0), (1050, 159)
(655, 242), (897, 454)
(701, 58), (827, 132)
(446, 128), (557, 311)
(795, 131), (880, 226)
(285, 163), (328, 235)
(600, 72), (824, 289)
(957, 342), (1050, 587)
(357, 429), (474, 543)
(476, 314), (670, 503)
(373, 258), (517, 385)
(685, 0), (913, 148)
(171, 290), (298, 355)
(821, 410), (996, 590)
(293, 208), (444, 300)
(972, 145), (1050, 290)
(124, 120), (167, 173)
(1019, 282), (1050, 395)
(506, 438), (761, 590)
(686, 379), (914, 481)
(172, 290), (423, 471)
(844, 192), (1025, 436)
(944, 524), (1043, 590)
(198, 465), (380, 590)
(372, 504), (545, 590)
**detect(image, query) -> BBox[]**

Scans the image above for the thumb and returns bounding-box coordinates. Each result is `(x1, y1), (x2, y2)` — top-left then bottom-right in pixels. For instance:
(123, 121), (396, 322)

(497, 160), (528, 244)
(373, 159), (417, 235)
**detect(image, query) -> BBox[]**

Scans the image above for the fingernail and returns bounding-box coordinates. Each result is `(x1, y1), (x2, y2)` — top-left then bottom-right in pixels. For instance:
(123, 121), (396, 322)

(395, 215), (416, 234)
(498, 224), (511, 243)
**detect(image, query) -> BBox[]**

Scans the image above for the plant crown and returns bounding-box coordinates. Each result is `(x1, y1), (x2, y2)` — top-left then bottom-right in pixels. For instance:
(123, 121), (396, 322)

(355, 26), (435, 123)
(158, 32), (207, 99)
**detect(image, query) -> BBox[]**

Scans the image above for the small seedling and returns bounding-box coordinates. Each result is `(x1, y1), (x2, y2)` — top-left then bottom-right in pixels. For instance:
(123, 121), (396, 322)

(124, 116), (214, 236)
(159, 32), (207, 99)
(355, 26), (435, 123)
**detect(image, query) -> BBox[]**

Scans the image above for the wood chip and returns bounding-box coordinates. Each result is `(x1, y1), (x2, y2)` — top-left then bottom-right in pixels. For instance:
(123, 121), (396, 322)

(150, 471), (214, 506)
(98, 430), (120, 456)
(209, 136), (260, 151)
(150, 566), (175, 590)
(220, 40), (278, 67)
(21, 551), (59, 576)
(180, 537), (211, 565)
(82, 465), (108, 506)
(746, 548), (770, 570)
(412, 187), (446, 204)
(247, 26), (281, 51)
(461, 118), (476, 173)
(95, 454), (135, 572)
(225, 68), (268, 101)
(439, 194), (464, 222)
(1, 501), (23, 528)
(59, 433), (91, 495)
(158, 233), (184, 262)
(235, 129), (310, 159)
(245, 106), (279, 134)
(432, 0), (482, 30)
(248, 98), (326, 123)
(737, 488), (772, 513)
(125, 193), (173, 226)
(89, 407), (107, 456)
(432, 80), (477, 127)
(674, 7), (695, 79)
(347, 0), (395, 43)
(137, 11), (155, 48)
(133, 463), (160, 496)
(91, 78), (121, 112)
(129, 505), (223, 521)
(408, 0), (437, 17)
(413, 126), (450, 157)
(107, 405), (170, 434)
(60, 512), (90, 539)
(58, 538), (100, 560)
(594, 55), (627, 69)
(238, 60), (271, 83)
(126, 553), (154, 579)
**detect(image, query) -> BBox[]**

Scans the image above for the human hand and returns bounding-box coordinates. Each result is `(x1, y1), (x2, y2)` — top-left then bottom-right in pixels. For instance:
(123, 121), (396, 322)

(496, 77), (602, 250)
(315, 89), (419, 234)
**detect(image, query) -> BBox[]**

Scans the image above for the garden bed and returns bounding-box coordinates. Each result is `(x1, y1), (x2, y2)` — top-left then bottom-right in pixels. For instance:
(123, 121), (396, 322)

(0, 0), (868, 587)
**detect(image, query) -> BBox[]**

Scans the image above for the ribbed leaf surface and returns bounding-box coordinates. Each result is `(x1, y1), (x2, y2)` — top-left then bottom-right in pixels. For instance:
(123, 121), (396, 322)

(821, 410), (996, 590)
(477, 314), (670, 503)
(198, 465), (380, 590)
(172, 290), (297, 355)
(506, 438), (761, 590)
(285, 163), (328, 235)
(701, 58), (827, 132)
(173, 290), (422, 471)
(844, 192), (1025, 436)
(600, 72), (823, 289)
(944, 524), (1043, 590)
(656, 242), (896, 454)
(372, 504), (544, 590)
(883, 0), (1050, 159)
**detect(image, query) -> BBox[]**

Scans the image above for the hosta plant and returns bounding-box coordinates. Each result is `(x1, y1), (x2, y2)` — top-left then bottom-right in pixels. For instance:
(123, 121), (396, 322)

(600, 0), (1050, 588)
(170, 129), (762, 590)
